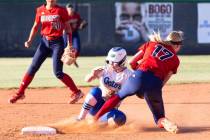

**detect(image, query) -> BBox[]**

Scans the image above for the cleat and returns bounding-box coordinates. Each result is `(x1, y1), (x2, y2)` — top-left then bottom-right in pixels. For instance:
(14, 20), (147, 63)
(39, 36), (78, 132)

(8, 93), (25, 104)
(73, 117), (83, 123)
(75, 117), (82, 122)
(158, 118), (179, 134)
(68, 91), (84, 104)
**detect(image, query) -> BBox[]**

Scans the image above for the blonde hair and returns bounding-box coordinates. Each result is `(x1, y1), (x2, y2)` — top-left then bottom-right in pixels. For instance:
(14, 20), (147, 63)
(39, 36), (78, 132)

(148, 31), (184, 46)
(148, 31), (164, 43)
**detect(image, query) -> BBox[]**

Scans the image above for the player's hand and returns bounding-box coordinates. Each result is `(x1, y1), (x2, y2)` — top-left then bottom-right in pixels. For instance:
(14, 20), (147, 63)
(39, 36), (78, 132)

(84, 66), (104, 82)
(79, 20), (88, 30)
(70, 48), (77, 58)
(92, 66), (104, 75)
(24, 40), (32, 48)
(66, 44), (77, 58)
(107, 90), (115, 97)
(61, 47), (77, 66)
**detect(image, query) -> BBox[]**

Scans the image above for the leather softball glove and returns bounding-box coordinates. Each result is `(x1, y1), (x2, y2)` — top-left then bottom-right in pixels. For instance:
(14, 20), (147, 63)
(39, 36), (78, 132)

(61, 47), (77, 66)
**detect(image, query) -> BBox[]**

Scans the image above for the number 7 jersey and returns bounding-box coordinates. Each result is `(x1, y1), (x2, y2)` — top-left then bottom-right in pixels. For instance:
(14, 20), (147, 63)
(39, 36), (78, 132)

(136, 42), (180, 81)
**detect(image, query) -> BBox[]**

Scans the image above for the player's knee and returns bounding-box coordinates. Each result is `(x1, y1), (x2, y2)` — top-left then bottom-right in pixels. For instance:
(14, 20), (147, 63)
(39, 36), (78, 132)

(54, 71), (64, 79)
(27, 65), (39, 75)
(89, 87), (102, 100)
(145, 93), (161, 103)
(109, 110), (127, 126)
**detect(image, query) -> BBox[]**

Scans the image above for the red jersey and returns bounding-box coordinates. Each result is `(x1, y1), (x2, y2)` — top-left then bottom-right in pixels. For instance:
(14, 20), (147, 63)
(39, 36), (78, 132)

(68, 12), (81, 32)
(35, 4), (69, 37)
(132, 42), (180, 81)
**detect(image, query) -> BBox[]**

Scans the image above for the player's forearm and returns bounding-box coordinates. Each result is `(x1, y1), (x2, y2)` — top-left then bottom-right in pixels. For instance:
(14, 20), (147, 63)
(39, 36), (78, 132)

(27, 24), (39, 42)
(66, 33), (72, 47)
(129, 51), (143, 70)
(65, 22), (72, 46)
(85, 67), (103, 82)
(84, 74), (96, 83)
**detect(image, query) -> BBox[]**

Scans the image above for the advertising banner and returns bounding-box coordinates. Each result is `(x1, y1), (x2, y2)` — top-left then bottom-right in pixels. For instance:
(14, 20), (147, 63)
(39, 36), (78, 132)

(115, 2), (173, 44)
(197, 3), (210, 43)
(144, 3), (173, 39)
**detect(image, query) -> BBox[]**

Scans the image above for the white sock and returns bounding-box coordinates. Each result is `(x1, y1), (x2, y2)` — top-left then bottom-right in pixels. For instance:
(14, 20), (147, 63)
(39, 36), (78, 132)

(78, 93), (97, 120)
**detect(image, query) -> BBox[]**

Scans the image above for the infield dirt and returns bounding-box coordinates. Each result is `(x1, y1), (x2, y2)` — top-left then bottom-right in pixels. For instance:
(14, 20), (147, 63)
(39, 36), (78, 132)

(1, 83), (210, 140)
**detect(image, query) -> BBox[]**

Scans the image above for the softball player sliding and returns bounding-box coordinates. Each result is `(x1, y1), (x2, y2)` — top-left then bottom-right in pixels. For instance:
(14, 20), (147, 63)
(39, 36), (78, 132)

(77, 47), (132, 126)
(9, 0), (83, 104)
(94, 31), (184, 133)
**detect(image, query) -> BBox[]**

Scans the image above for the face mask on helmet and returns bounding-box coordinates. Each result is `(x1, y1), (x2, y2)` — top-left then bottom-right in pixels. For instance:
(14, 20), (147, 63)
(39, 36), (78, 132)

(106, 47), (127, 67)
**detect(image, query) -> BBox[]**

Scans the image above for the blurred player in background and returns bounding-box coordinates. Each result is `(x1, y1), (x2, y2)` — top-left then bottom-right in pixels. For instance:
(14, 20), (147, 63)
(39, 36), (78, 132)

(94, 31), (184, 133)
(9, 0), (83, 104)
(77, 47), (132, 127)
(63, 3), (88, 68)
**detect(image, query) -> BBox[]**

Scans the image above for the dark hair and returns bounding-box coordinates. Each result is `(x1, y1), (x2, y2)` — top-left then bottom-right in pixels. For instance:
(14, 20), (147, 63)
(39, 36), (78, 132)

(66, 3), (73, 8)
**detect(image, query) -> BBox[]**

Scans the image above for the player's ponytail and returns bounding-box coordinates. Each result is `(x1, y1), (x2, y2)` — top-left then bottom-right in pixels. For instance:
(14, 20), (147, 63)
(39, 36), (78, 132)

(148, 31), (164, 43)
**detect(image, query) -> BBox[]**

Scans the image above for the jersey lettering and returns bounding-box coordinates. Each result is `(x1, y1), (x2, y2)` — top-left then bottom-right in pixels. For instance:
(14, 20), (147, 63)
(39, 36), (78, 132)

(52, 21), (61, 30)
(152, 44), (174, 61)
(41, 15), (60, 22)
(103, 77), (121, 89)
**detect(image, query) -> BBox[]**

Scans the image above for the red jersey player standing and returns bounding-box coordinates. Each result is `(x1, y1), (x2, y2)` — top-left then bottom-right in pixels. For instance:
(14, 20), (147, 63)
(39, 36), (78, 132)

(63, 3), (87, 67)
(94, 31), (184, 133)
(9, 0), (84, 104)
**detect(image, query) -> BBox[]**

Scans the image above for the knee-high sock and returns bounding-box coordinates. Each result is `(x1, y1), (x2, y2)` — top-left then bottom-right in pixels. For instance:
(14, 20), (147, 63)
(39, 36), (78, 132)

(78, 94), (97, 120)
(95, 94), (120, 120)
(60, 73), (80, 94)
(18, 73), (34, 94)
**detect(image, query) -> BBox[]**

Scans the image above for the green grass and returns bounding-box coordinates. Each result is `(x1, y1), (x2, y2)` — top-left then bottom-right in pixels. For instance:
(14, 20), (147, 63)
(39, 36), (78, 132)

(0, 55), (210, 88)
(171, 55), (210, 84)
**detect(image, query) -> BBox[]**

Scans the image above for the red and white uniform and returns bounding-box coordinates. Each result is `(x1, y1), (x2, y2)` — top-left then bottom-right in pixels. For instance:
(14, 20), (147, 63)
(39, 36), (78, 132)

(68, 12), (81, 32)
(35, 4), (69, 37)
(130, 42), (180, 81)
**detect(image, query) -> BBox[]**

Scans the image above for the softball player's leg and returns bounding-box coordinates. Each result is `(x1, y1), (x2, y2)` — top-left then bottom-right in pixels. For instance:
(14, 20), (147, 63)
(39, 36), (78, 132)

(51, 38), (65, 79)
(78, 87), (104, 120)
(140, 71), (164, 124)
(51, 38), (83, 104)
(72, 31), (81, 56)
(9, 38), (51, 103)
(118, 70), (144, 99)
(144, 89), (165, 124)
(142, 73), (178, 133)
(99, 109), (126, 126)
(146, 89), (179, 133)
(72, 31), (80, 67)
(27, 38), (51, 75)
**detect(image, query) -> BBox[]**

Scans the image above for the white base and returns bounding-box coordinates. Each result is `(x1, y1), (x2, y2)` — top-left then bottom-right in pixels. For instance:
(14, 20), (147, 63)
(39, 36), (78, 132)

(21, 126), (57, 135)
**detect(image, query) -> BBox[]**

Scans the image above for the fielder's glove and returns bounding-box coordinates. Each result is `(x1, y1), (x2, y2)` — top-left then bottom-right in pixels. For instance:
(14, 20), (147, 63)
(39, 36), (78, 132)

(61, 47), (77, 66)
(79, 20), (88, 30)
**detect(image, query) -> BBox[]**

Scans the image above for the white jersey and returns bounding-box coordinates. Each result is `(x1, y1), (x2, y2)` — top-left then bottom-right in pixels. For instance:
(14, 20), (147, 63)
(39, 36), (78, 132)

(97, 66), (132, 100)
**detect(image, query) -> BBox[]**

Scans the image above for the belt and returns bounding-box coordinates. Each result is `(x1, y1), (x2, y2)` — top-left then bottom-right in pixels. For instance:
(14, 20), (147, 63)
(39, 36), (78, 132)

(44, 36), (62, 41)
